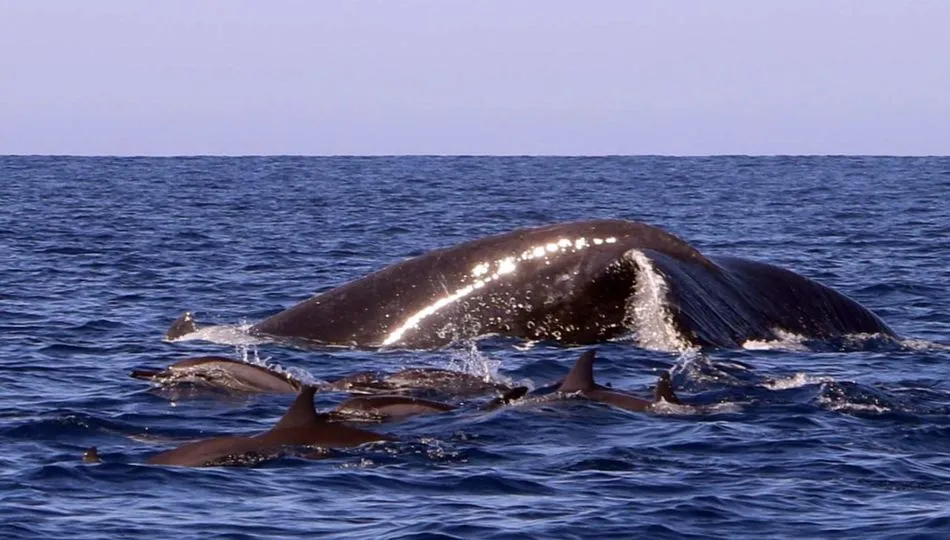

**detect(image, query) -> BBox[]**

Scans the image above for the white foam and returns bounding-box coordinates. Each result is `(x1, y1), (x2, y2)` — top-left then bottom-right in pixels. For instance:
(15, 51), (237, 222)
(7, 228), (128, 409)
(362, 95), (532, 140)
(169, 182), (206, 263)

(763, 372), (834, 390)
(673, 350), (747, 386)
(623, 250), (691, 352)
(817, 396), (891, 415)
(898, 338), (950, 351)
(744, 331), (912, 352)
(742, 329), (811, 351)
(232, 344), (320, 386)
(649, 400), (693, 415)
(444, 343), (511, 385)
(832, 332), (904, 350)
(650, 400), (742, 415)
(167, 321), (269, 347)
(513, 340), (539, 351)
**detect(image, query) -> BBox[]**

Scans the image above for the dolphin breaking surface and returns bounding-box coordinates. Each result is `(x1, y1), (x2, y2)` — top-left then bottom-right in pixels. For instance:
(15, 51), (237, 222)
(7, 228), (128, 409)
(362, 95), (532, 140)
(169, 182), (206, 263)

(144, 386), (392, 467)
(209, 219), (895, 350)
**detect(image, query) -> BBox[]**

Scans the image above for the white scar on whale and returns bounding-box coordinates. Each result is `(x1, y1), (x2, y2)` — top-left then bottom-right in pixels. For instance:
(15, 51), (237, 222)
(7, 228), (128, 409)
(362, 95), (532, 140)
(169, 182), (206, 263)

(381, 236), (617, 346)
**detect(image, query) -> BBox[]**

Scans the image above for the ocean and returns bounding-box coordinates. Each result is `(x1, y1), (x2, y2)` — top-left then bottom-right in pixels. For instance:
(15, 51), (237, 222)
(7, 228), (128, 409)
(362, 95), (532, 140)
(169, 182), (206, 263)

(2, 155), (949, 538)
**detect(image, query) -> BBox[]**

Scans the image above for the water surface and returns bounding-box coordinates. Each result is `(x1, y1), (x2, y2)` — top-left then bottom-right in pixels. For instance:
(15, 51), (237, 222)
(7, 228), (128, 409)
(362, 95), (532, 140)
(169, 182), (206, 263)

(2, 156), (949, 538)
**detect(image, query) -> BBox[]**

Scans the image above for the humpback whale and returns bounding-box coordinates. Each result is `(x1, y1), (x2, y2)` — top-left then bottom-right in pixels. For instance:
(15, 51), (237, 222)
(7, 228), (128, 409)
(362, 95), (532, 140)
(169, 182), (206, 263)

(172, 219), (895, 350)
(145, 386), (393, 467)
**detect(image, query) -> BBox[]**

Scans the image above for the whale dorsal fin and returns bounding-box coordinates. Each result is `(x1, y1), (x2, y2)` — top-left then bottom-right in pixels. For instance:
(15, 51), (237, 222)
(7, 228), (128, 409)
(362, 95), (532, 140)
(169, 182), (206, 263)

(271, 386), (319, 430)
(559, 350), (597, 392)
(654, 372), (681, 404)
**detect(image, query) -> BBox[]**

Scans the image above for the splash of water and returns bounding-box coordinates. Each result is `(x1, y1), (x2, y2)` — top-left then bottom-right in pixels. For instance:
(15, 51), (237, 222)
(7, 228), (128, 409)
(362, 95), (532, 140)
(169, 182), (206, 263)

(444, 342), (511, 386)
(623, 250), (691, 352)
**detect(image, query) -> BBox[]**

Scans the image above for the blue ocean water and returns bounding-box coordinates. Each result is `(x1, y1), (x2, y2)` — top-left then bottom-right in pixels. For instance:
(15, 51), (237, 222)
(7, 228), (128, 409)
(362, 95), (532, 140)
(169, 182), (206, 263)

(1, 155), (949, 539)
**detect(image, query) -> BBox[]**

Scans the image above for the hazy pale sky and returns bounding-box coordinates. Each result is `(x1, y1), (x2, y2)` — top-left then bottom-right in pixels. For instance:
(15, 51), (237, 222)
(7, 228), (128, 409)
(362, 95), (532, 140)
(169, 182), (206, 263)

(2, 1), (947, 155)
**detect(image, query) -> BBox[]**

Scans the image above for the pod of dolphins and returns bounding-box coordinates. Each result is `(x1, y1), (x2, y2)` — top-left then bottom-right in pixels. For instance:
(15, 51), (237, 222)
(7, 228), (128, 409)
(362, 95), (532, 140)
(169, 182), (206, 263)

(89, 220), (895, 467)
(85, 349), (676, 467)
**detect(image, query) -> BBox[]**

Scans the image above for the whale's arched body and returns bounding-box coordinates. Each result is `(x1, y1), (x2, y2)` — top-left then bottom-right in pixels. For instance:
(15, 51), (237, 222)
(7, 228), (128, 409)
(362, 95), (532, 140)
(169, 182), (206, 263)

(241, 220), (894, 350)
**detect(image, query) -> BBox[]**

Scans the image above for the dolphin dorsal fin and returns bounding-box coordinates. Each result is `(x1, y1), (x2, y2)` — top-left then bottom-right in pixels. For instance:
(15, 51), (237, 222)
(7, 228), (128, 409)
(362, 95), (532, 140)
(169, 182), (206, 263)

(559, 350), (597, 392)
(83, 447), (102, 464)
(501, 386), (528, 404)
(271, 386), (319, 430)
(481, 386), (529, 412)
(165, 311), (198, 340)
(654, 372), (681, 404)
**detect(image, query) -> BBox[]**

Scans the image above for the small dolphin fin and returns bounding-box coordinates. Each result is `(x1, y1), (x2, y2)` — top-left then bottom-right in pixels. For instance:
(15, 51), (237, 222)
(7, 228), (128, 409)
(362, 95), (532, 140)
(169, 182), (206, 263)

(482, 386), (529, 411)
(165, 312), (198, 341)
(130, 368), (164, 381)
(654, 372), (681, 405)
(558, 350), (597, 392)
(83, 447), (102, 464)
(271, 386), (319, 431)
(500, 386), (528, 403)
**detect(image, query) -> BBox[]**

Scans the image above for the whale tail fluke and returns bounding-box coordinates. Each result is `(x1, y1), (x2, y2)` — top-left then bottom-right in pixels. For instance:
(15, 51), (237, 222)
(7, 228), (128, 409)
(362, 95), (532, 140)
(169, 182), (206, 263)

(654, 372), (680, 404)
(559, 350), (597, 393)
(165, 312), (198, 341)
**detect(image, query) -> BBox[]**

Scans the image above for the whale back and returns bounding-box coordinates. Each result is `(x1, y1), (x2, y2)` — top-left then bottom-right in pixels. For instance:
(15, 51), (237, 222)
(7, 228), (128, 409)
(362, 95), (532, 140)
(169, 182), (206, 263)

(242, 219), (895, 351)
(251, 220), (705, 348)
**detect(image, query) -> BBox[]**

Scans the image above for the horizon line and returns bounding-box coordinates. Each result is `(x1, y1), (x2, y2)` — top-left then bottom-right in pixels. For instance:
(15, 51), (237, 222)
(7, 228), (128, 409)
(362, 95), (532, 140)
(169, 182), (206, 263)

(2, 153), (948, 158)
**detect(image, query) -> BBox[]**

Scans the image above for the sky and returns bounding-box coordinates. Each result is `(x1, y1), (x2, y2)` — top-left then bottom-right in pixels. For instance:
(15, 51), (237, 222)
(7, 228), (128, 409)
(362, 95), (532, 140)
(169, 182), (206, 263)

(1, 1), (948, 155)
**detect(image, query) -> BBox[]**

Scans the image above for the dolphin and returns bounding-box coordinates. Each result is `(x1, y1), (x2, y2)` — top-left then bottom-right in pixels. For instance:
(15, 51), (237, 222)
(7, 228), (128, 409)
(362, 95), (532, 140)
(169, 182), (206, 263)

(482, 386), (530, 411)
(329, 385), (531, 422)
(555, 350), (680, 412)
(83, 447), (102, 464)
(144, 386), (393, 467)
(324, 367), (513, 398)
(329, 395), (458, 423)
(130, 356), (301, 394)
(131, 357), (514, 401)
